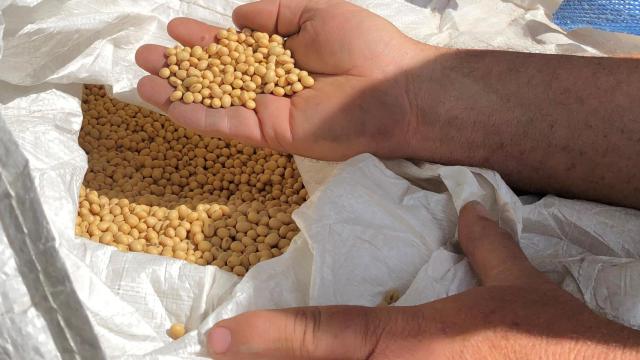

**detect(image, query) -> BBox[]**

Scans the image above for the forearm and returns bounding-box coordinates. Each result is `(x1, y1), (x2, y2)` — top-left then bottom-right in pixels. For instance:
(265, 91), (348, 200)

(409, 47), (640, 209)
(466, 306), (640, 360)
(541, 321), (640, 360)
(545, 319), (640, 360)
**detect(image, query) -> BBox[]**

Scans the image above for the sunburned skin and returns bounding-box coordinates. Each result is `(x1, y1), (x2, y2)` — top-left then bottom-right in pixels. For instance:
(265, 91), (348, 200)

(136, 2), (640, 209)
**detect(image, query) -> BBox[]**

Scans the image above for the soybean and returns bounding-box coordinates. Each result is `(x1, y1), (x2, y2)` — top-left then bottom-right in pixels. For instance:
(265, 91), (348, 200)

(160, 28), (315, 110)
(76, 85), (307, 276)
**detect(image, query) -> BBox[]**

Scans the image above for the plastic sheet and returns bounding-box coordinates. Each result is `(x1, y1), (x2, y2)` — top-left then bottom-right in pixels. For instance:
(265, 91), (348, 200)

(1, 0), (639, 358)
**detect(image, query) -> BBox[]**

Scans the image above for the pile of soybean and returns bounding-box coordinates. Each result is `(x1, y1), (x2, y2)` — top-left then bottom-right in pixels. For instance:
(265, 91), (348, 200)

(76, 85), (307, 276)
(161, 27), (315, 109)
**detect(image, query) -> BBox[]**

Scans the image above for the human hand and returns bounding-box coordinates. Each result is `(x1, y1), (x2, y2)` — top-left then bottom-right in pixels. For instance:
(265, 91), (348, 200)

(136, 0), (438, 161)
(205, 201), (640, 359)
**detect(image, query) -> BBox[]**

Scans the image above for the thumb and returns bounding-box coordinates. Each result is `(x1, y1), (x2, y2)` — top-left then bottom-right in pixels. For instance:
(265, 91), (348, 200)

(207, 305), (383, 360)
(458, 201), (548, 287)
(232, 0), (309, 36)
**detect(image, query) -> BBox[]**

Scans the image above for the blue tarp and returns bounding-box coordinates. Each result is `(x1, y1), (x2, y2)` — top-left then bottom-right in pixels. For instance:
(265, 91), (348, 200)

(554, 0), (640, 36)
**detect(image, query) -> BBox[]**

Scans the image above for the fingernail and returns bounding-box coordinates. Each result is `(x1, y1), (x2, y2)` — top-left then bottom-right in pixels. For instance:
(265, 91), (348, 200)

(209, 326), (232, 354)
(467, 200), (491, 218)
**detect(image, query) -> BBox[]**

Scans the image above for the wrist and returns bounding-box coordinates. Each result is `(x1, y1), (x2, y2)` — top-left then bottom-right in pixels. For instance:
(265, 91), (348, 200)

(401, 42), (458, 161)
(400, 46), (506, 167)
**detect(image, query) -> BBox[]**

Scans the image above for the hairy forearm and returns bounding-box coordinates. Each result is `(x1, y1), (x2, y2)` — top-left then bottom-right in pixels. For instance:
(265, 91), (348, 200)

(460, 301), (640, 360)
(409, 47), (640, 209)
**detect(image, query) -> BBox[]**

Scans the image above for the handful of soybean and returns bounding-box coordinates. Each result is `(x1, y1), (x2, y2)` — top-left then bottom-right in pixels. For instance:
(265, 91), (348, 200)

(159, 27), (315, 110)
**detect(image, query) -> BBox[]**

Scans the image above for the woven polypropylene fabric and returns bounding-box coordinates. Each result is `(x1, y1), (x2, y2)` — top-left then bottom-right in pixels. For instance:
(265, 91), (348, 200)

(554, 0), (640, 36)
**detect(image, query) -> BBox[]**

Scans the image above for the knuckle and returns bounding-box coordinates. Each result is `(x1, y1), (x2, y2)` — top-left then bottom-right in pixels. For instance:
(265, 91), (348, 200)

(366, 308), (420, 359)
(361, 311), (387, 358)
(290, 307), (322, 357)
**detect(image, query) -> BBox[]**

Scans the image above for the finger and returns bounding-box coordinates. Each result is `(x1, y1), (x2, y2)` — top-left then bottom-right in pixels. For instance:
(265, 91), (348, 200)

(253, 94), (293, 151)
(168, 102), (263, 146)
(458, 201), (549, 287)
(136, 75), (174, 113)
(207, 306), (384, 360)
(232, 0), (310, 36)
(167, 17), (222, 47)
(167, 94), (294, 151)
(233, 0), (357, 73)
(135, 44), (167, 74)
